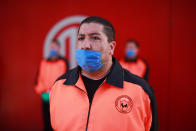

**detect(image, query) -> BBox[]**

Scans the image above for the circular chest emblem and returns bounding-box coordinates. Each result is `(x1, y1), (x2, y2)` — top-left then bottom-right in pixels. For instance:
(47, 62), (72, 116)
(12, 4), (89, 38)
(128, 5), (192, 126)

(115, 95), (133, 114)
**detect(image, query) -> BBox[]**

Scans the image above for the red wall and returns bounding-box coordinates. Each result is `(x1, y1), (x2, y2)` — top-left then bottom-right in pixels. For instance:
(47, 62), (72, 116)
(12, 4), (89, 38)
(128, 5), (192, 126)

(0, 0), (195, 130)
(169, 0), (196, 130)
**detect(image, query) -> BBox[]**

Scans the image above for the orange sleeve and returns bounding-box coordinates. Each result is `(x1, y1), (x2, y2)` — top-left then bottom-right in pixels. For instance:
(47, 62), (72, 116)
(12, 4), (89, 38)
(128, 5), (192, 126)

(34, 60), (47, 95)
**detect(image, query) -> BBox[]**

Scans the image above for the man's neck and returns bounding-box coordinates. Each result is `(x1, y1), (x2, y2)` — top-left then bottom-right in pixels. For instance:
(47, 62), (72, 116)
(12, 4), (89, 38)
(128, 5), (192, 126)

(47, 56), (59, 61)
(125, 56), (138, 62)
(81, 57), (113, 80)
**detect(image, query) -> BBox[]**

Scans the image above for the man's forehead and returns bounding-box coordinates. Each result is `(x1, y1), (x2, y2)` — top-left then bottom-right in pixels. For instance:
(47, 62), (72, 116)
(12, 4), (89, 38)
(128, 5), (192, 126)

(127, 42), (136, 46)
(126, 42), (137, 48)
(78, 23), (104, 35)
(50, 42), (58, 46)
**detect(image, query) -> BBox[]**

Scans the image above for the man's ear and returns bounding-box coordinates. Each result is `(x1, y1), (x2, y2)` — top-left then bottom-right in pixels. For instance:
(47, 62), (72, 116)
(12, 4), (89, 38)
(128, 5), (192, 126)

(109, 41), (116, 55)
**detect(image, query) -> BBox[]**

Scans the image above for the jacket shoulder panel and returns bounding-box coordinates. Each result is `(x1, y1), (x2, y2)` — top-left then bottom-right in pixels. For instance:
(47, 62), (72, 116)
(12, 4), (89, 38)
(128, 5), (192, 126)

(123, 69), (153, 95)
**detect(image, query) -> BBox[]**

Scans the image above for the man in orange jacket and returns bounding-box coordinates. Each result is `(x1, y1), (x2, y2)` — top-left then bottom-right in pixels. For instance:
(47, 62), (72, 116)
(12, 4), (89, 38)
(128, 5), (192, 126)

(50, 16), (158, 131)
(35, 40), (68, 131)
(120, 39), (149, 81)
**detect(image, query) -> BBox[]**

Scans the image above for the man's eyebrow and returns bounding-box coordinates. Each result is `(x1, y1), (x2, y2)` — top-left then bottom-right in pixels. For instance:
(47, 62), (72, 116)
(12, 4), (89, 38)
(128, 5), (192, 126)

(78, 34), (85, 36)
(88, 33), (101, 36)
(78, 33), (101, 36)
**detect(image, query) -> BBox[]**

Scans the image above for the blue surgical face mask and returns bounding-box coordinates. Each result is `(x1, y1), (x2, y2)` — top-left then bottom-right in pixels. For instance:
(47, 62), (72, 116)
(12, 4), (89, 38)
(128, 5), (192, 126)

(75, 49), (103, 73)
(49, 49), (58, 57)
(126, 49), (135, 58)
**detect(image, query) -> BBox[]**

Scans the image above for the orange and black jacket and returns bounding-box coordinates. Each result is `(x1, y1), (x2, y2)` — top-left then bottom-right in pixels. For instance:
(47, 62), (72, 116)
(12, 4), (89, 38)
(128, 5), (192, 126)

(120, 57), (149, 81)
(50, 58), (158, 131)
(34, 57), (68, 95)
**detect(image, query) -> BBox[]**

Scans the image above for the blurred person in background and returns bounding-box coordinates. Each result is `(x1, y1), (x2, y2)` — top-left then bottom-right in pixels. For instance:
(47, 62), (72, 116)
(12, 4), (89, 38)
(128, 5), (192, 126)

(34, 40), (69, 131)
(120, 39), (149, 81)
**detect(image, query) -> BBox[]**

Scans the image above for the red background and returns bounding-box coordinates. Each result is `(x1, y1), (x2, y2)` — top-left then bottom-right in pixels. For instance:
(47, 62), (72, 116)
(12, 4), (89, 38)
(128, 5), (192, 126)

(0, 0), (196, 130)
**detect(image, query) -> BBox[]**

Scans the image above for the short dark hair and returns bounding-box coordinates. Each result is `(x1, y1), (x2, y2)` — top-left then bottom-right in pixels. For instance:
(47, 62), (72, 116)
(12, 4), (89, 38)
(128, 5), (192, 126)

(51, 39), (61, 47)
(126, 39), (139, 48)
(79, 16), (115, 42)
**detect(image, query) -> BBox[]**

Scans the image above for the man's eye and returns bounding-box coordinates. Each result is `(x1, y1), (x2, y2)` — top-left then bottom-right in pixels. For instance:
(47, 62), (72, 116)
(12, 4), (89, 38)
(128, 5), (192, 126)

(78, 37), (84, 41)
(92, 36), (100, 40)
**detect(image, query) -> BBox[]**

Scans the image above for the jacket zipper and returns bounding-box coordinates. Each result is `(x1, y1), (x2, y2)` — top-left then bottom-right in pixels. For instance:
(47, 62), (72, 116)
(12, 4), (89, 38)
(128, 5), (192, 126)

(74, 85), (90, 131)
(85, 101), (92, 131)
(85, 81), (105, 131)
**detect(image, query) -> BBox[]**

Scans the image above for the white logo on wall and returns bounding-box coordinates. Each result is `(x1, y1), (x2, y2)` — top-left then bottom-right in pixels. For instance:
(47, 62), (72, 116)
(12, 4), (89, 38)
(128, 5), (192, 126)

(43, 15), (87, 69)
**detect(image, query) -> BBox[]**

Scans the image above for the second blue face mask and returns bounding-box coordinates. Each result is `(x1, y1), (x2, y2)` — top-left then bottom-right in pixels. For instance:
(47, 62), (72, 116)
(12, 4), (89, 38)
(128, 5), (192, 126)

(126, 49), (135, 58)
(49, 49), (58, 57)
(75, 49), (103, 73)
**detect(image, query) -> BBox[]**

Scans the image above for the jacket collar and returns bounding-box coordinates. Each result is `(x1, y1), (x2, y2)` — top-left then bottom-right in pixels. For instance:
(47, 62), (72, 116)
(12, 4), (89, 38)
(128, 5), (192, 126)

(64, 57), (123, 88)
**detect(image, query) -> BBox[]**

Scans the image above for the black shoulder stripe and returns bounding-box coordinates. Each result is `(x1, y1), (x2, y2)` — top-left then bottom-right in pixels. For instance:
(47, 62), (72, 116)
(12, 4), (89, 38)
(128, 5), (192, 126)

(56, 73), (68, 82)
(140, 57), (148, 66)
(123, 69), (158, 131)
(56, 67), (77, 82)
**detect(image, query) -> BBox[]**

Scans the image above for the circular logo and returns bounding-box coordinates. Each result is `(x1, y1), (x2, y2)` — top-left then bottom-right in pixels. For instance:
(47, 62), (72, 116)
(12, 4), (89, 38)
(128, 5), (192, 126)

(43, 15), (87, 69)
(115, 95), (133, 114)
